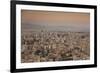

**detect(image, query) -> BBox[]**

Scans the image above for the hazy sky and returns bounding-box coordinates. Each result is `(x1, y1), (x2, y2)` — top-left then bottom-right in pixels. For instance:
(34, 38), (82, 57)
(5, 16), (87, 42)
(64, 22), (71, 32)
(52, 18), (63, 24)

(21, 10), (90, 32)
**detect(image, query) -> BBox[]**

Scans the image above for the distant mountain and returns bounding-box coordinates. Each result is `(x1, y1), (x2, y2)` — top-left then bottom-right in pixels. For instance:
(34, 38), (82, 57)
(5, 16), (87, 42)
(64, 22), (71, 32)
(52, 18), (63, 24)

(21, 22), (90, 32)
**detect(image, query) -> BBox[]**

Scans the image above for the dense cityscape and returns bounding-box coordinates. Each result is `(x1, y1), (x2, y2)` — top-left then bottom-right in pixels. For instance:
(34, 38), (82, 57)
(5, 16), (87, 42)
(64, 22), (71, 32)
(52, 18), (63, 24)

(21, 30), (90, 63)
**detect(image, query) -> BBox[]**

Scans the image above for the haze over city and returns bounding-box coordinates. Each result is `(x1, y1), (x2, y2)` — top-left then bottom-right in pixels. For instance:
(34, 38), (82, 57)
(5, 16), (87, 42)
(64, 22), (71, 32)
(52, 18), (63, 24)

(21, 10), (90, 63)
(21, 10), (90, 32)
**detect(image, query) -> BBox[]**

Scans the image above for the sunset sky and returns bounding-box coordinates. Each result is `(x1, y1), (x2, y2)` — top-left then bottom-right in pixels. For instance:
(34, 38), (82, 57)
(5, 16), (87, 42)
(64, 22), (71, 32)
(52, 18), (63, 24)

(21, 10), (90, 32)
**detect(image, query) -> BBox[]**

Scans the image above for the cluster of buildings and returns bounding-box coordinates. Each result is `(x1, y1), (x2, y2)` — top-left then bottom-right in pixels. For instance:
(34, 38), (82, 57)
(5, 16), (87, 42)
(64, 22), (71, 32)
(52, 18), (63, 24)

(21, 31), (90, 63)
